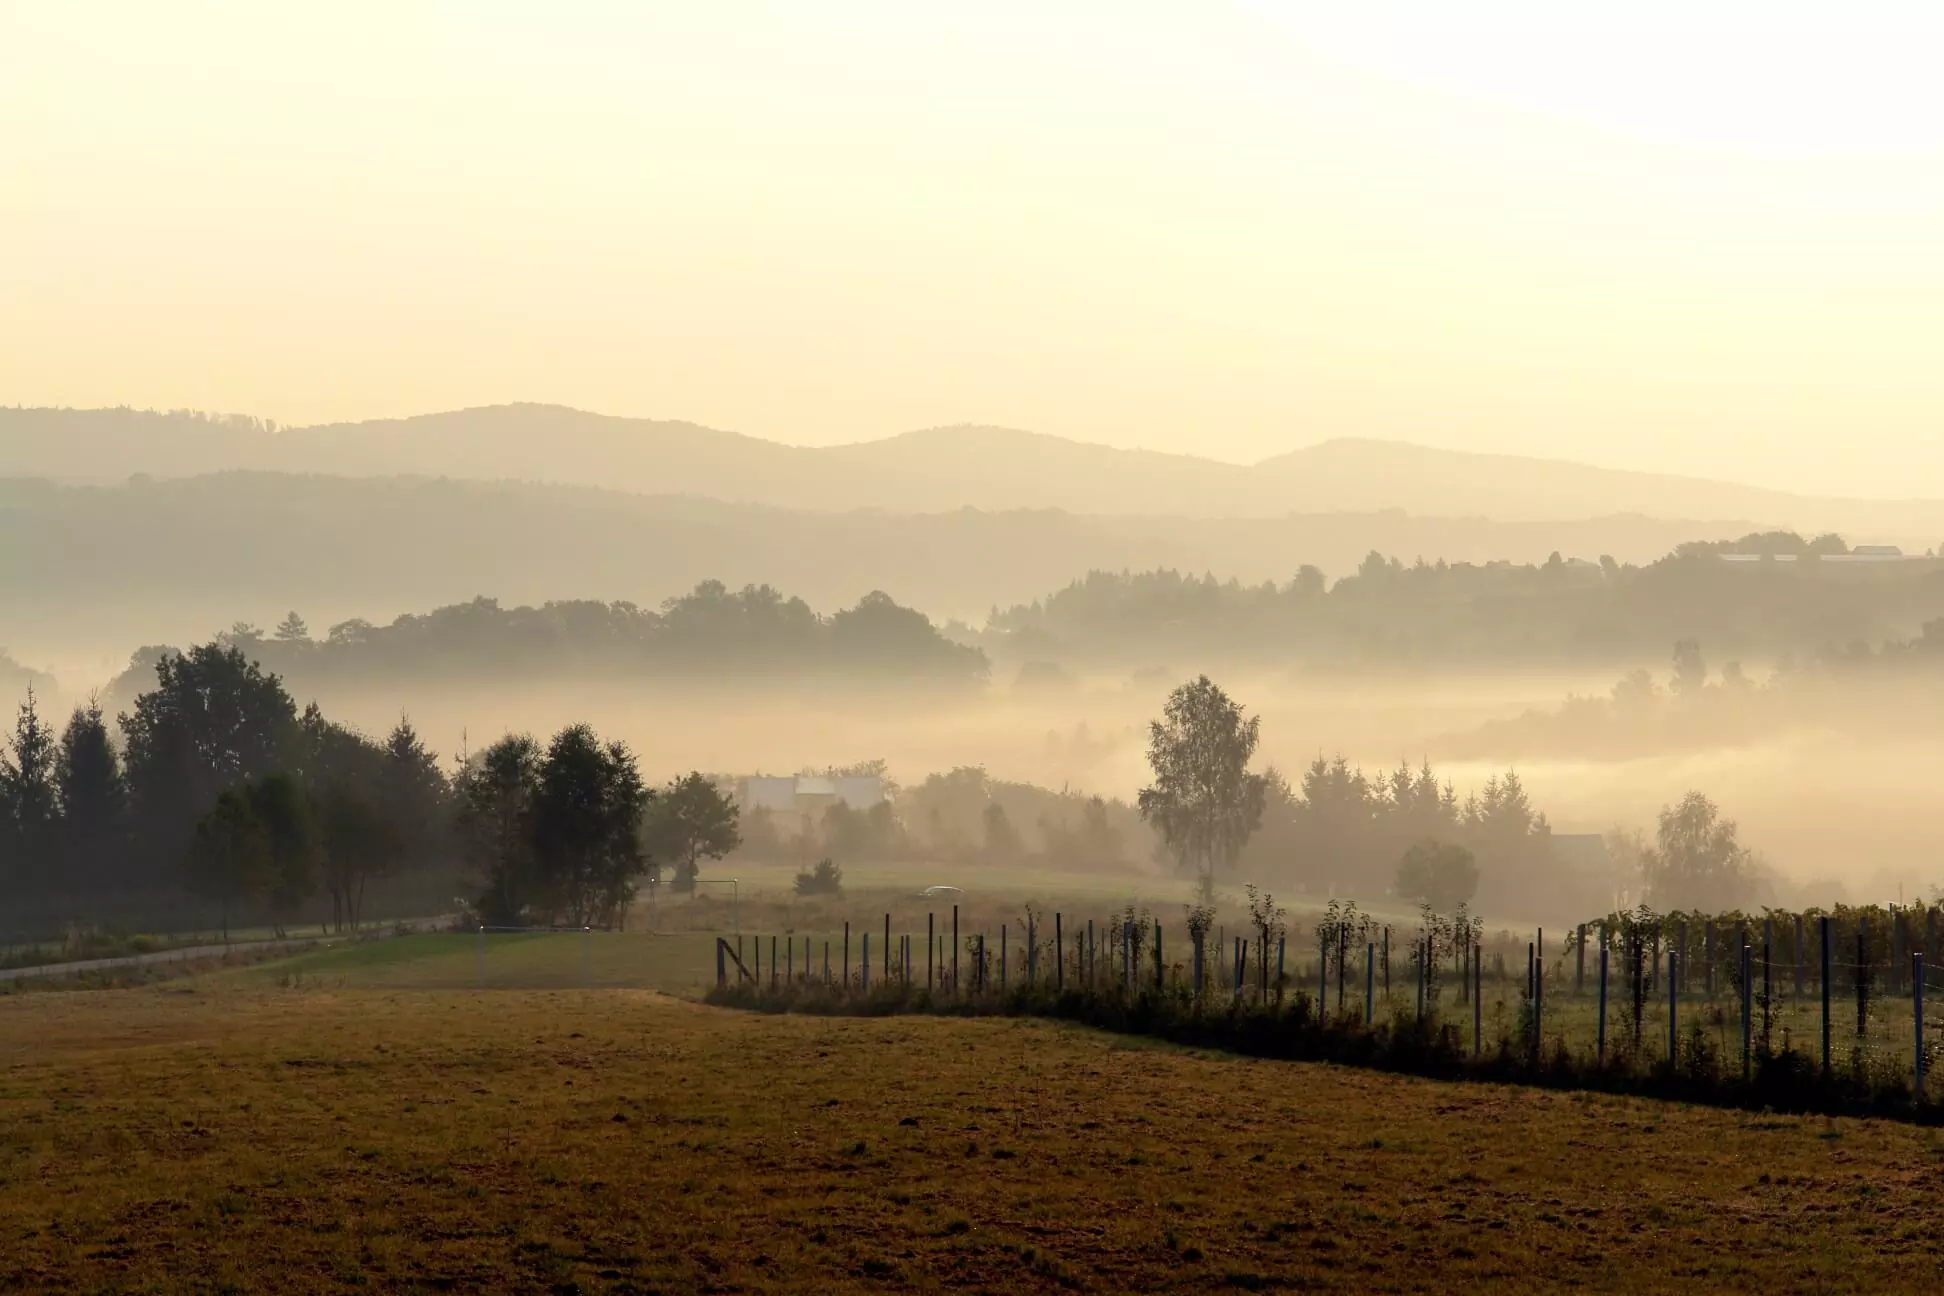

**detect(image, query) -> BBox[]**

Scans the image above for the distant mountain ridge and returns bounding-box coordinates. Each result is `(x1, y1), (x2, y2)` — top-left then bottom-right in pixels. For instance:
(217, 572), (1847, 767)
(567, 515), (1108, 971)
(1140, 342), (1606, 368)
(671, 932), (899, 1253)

(2, 403), (1940, 534)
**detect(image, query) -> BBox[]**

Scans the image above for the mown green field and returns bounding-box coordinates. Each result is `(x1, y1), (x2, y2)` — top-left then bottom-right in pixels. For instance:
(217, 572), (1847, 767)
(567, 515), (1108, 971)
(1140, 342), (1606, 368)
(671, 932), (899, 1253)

(5, 956), (1944, 1293)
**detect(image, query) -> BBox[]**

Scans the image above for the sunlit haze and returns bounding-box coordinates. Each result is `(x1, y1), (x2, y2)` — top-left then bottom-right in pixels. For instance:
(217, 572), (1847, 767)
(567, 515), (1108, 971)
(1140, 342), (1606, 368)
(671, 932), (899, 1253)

(8, 2), (1944, 495)
(13, 10), (1944, 1276)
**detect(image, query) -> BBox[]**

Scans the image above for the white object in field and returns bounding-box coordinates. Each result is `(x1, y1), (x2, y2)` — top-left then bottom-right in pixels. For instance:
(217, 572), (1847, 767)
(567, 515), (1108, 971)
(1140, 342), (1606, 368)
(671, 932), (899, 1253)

(920, 885), (963, 899)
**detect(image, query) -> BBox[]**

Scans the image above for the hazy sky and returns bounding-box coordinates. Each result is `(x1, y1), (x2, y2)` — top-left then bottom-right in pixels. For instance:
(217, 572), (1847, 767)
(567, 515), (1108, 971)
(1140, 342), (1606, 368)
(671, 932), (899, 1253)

(6, 2), (1944, 495)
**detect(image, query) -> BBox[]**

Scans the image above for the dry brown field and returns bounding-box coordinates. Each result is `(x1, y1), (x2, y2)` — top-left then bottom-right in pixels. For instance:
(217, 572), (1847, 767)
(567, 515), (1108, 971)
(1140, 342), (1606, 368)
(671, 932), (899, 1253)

(4, 976), (1943, 1293)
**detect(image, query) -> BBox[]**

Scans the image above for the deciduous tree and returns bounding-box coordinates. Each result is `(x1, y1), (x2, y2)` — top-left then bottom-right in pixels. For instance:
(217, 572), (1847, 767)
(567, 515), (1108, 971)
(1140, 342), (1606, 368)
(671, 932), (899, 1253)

(645, 772), (742, 893)
(1137, 676), (1266, 899)
(1393, 839), (1480, 912)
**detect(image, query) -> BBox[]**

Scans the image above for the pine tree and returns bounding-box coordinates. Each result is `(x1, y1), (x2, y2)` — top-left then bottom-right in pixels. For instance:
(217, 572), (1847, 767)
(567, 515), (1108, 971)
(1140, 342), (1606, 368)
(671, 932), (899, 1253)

(2, 688), (59, 881)
(57, 699), (127, 889)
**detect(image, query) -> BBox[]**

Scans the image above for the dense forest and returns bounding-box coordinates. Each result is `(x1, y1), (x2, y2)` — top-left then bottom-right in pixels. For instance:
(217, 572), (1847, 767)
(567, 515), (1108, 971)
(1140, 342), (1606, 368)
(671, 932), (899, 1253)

(1, 531), (1930, 712)
(0, 469), (1773, 670)
(983, 534), (1944, 670)
(96, 583), (990, 703)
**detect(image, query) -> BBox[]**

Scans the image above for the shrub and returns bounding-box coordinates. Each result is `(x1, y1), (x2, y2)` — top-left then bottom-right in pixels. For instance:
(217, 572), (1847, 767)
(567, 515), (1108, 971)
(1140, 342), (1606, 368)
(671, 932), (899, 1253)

(794, 858), (843, 897)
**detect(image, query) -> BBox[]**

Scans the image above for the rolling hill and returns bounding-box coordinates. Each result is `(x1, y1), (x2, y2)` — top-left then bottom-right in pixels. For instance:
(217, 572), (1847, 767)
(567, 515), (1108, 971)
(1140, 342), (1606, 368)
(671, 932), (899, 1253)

(6, 403), (1941, 533)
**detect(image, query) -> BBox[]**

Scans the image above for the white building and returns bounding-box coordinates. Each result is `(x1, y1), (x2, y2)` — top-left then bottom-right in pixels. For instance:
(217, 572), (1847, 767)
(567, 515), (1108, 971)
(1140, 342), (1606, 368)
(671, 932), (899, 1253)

(737, 774), (886, 832)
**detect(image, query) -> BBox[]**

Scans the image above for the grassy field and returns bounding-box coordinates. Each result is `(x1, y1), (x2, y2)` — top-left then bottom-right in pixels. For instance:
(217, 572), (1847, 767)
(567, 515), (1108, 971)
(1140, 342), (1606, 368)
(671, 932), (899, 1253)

(5, 974), (1944, 1293)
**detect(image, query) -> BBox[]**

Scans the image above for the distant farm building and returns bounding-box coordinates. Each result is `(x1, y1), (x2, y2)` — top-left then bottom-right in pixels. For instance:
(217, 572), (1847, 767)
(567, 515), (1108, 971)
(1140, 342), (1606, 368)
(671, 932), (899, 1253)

(1721, 545), (1915, 565)
(737, 774), (886, 833)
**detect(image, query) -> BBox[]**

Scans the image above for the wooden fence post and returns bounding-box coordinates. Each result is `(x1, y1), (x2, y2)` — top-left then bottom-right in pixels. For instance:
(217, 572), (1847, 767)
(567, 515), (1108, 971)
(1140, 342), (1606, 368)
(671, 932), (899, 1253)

(1764, 916), (1776, 1008)
(1318, 928), (1327, 1013)
(1416, 939), (1425, 1021)
(1762, 932), (1773, 1053)
(1597, 945), (1608, 1065)
(1749, 944), (1765, 1088)
(1276, 935), (1286, 1004)
(715, 937), (724, 989)
(1267, 928), (1283, 1010)
(1705, 922), (1714, 999)
(1857, 922), (1869, 1058)
(844, 922), (850, 991)
(1336, 927), (1346, 1011)
(1535, 937), (1544, 1058)
(1155, 921), (1164, 991)
(1054, 912), (1062, 991)
(952, 905), (960, 996)
(1668, 951), (1679, 1064)
(1193, 929), (1204, 998)
(1576, 923), (1586, 996)
(1894, 908), (1905, 996)
(862, 932), (870, 993)
(1821, 915), (1832, 1075)
(1794, 913), (1804, 998)
(1001, 924), (1008, 992)
(928, 913), (935, 991)
(1365, 942), (1375, 1025)
(1473, 942), (1483, 1058)
(1915, 952), (1926, 1100)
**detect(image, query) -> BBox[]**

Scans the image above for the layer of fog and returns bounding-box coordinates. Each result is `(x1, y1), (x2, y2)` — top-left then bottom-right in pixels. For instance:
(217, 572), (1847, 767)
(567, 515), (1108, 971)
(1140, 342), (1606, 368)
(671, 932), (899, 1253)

(12, 632), (1937, 908)
(63, 667), (1922, 908)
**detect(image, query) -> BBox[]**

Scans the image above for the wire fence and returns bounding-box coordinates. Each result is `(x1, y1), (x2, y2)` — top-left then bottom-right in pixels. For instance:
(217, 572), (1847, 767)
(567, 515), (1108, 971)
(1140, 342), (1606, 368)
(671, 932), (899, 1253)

(694, 903), (1944, 1102)
(306, 901), (1944, 1105)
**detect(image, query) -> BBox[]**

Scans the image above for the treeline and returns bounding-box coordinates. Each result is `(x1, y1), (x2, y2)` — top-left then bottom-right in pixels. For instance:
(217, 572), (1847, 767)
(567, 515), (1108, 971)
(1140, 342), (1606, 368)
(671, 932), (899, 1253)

(983, 534), (1944, 670)
(1241, 761), (1562, 916)
(34, 531), (1944, 710)
(731, 765), (1143, 874)
(101, 583), (987, 701)
(0, 648), (456, 939)
(0, 644), (753, 941)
